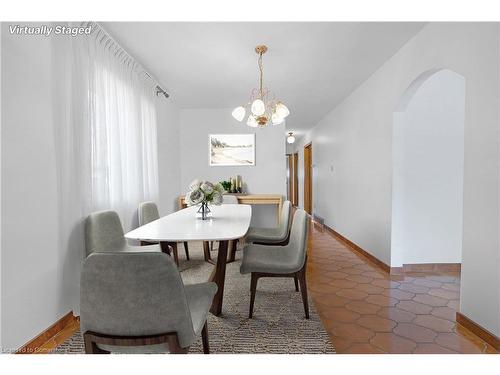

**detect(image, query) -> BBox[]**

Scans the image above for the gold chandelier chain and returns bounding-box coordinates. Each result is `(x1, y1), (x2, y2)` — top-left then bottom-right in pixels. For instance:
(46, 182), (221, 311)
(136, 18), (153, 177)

(258, 52), (264, 99)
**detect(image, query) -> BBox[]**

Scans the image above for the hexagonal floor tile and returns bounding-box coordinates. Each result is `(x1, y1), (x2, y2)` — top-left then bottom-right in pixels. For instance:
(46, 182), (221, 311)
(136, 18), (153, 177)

(345, 300), (382, 314)
(355, 283), (385, 294)
(370, 332), (417, 353)
(396, 300), (433, 314)
(377, 307), (416, 323)
(428, 288), (460, 300)
(330, 279), (358, 289)
(413, 314), (455, 332)
(393, 323), (437, 343)
(381, 288), (415, 300)
(365, 294), (398, 307)
(430, 306), (457, 321)
(330, 322), (375, 342)
(413, 293), (448, 307)
(357, 315), (397, 332)
(336, 288), (369, 300)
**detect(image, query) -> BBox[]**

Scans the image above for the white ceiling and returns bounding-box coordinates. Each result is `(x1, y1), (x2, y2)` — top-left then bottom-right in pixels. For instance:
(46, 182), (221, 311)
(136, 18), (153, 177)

(103, 22), (425, 134)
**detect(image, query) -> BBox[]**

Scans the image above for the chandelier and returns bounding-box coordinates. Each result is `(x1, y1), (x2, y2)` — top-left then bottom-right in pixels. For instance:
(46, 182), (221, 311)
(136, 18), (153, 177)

(232, 45), (290, 127)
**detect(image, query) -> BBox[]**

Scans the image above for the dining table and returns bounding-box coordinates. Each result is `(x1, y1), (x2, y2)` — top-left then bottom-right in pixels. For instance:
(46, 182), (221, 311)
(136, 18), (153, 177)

(124, 204), (252, 316)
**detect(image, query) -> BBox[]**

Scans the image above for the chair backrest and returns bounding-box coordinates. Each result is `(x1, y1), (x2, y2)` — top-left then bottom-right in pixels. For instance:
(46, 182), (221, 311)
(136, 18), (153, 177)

(84, 210), (126, 256)
(285, 209), (310, 270)
(222, 194), (239, 204)
(138, 201), (160, 226)
(80, 252), (195, 348)
(277, 200), (292, 239)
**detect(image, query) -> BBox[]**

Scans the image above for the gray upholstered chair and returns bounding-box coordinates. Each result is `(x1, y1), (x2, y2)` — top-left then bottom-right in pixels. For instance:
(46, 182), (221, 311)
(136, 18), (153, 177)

(138, 201), (190, 266)
(240, 209), (310, 319)
(245, 200), (292, 245)
(80, 251), (217, 354)
(84, 210), (160, 257)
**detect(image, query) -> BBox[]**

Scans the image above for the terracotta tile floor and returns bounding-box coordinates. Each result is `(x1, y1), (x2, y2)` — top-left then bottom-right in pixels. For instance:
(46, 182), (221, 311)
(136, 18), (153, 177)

(306, 223), (498, 354)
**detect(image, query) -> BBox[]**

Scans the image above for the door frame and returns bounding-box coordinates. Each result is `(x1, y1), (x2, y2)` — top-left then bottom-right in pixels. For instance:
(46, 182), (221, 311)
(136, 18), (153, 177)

(303, 142), (312, 215)
(293, 152), (299, 206)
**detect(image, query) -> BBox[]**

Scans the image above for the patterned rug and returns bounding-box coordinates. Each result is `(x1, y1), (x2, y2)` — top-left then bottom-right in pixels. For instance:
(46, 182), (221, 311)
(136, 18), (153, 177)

(53, 243), (335, 354)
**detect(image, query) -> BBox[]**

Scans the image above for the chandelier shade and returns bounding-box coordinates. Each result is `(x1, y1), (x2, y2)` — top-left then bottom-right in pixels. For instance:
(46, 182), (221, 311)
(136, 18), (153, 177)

(232, 45), (290, 128)
(232, 106), (246, 122)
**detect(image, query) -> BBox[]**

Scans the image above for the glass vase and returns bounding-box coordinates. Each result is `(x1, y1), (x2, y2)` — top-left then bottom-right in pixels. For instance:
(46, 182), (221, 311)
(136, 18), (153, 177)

(196, 201), (212, 220)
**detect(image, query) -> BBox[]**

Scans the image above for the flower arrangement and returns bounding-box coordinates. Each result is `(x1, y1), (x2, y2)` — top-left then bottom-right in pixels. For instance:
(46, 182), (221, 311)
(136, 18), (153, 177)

(185, 179), (225, 219)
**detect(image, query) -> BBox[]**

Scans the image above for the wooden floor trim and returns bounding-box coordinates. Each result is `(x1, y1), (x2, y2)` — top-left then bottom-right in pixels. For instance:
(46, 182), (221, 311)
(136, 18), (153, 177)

(456, 312), (500, 351)
(323, 224), (391, 273)
(16, 311), (79, 354)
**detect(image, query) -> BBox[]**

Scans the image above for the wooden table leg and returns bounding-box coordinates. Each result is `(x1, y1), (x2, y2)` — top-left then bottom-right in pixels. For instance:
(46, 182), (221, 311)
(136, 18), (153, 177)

(209, 240), (228, 316)
(227, 239), (238, 263)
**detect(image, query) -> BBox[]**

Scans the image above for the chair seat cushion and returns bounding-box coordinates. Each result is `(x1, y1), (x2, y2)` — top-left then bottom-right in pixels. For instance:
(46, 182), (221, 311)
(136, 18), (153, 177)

(240, 244), (302, 274)
(185, 282), (218, 335)
(245, 227), (286, 243)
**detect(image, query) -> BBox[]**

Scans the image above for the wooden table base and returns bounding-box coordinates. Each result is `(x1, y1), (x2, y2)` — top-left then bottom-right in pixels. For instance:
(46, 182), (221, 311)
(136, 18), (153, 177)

(208, 240), (229, 316)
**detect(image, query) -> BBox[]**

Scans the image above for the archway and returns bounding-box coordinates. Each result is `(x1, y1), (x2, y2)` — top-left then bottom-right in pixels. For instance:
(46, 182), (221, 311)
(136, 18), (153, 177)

(391, 69), (465, 268)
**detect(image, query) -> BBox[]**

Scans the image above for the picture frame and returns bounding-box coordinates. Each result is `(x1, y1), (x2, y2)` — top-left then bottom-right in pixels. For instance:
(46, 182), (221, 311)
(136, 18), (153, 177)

(209, 134), (255, 166)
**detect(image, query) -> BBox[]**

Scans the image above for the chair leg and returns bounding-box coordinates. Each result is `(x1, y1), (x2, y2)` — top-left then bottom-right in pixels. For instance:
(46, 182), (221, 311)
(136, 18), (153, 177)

(297, 268), (309, 319)
(201, 322), (210, 354)
(159, 241), (171, 256)
(249, 273), (259, 318)
(294, 276), (299, 292)
(203, 241), (212, 262)
(183, 241), (190, 260)
(167, 335), (189, 354)
(83, 333), (109, 354)
(172, 243), (180, 266)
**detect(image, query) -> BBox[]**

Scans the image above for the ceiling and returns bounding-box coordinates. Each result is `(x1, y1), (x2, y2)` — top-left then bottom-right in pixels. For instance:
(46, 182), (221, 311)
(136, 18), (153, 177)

(103, 22), (426, 134)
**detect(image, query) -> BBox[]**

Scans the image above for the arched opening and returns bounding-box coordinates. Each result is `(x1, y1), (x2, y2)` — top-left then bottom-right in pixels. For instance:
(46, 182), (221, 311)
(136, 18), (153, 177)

(391, 69), (466, 268)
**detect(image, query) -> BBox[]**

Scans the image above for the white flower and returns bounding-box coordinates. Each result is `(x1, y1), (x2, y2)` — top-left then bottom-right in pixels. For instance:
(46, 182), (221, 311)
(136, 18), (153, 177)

(200, 181), (214, 194)
(186, 189), (204, 206)
(214, 182), (225, 193)
(212, 191), (223, 205)
(189, 179), (202, 191)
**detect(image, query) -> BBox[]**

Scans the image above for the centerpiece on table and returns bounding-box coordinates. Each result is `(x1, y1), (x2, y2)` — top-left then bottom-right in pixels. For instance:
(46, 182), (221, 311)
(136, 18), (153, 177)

(185, 179), (225, 220)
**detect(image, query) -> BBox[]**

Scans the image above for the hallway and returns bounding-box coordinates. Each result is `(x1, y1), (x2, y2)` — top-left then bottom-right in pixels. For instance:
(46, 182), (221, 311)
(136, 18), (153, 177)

(307, 223), (498, 354)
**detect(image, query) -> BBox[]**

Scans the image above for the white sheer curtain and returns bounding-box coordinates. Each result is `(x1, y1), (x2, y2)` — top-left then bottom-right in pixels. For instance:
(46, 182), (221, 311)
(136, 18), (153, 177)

(53, 22), (160, 313)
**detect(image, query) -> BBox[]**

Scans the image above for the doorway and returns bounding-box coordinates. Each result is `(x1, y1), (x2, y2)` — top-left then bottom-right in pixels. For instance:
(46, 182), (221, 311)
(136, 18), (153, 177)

(304, 143), (312, 215)
(293, 152), (299, 206)
(286, 154), (293, 201)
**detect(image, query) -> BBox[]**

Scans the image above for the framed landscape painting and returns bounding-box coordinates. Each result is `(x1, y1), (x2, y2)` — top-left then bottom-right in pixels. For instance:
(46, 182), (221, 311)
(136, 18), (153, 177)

(209, 134), (255, 166)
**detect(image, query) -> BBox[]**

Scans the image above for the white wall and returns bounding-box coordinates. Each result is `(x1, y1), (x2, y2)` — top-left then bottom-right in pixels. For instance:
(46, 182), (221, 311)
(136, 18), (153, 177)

(179, 108), (286, 227)
(391, 69), (465, 267)
(293, 23), (500, 336)
(1, 24), (72, 351)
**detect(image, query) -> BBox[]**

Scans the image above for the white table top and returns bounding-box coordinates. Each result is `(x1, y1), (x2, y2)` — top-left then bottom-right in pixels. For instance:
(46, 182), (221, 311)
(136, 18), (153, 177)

(125, 204), (252, 242)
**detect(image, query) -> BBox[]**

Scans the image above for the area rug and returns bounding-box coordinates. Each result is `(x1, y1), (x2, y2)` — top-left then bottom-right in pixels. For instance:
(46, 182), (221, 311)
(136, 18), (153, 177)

(53, 243), (335, 354)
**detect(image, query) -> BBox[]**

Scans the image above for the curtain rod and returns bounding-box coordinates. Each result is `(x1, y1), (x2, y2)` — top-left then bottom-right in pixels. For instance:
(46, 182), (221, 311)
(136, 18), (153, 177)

(86, 21), (170, 99)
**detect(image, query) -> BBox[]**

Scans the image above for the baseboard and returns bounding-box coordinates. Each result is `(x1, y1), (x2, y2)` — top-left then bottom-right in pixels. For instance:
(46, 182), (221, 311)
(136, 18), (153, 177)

(456, 312), (500, 351)
(16, 311), (77, 354)
(403, 263), (461, 272)
(391, 263), (461, 275)
(324, 224), (390, 273)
